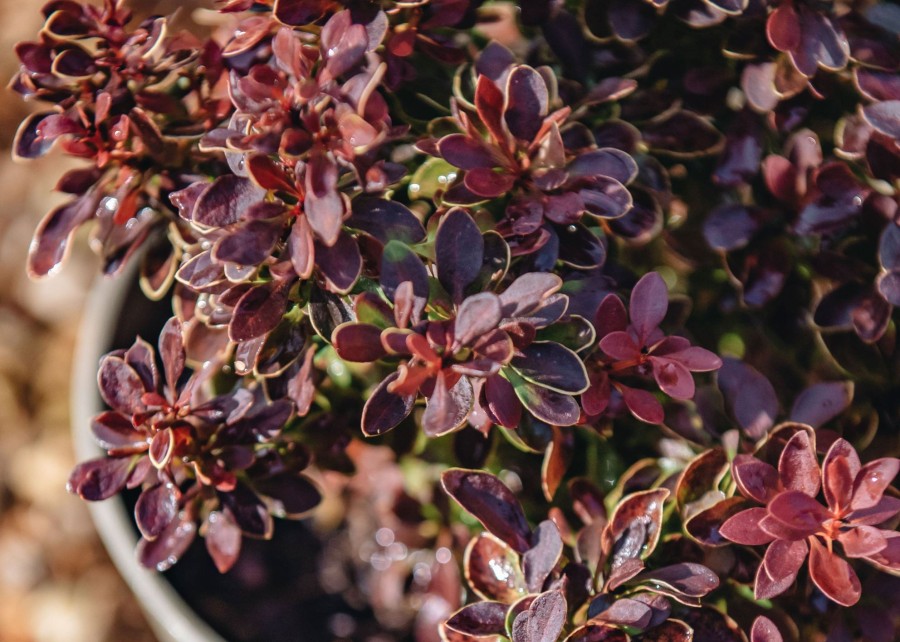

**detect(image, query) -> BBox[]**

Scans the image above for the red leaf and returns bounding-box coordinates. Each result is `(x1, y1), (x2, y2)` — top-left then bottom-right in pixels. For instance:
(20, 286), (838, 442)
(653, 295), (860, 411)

(762, 538), (808, 587)
(598, 330), (641, 361)
(617, 384), (664, 424)
(766, 491), (828, 536)
(778, 431), (820, 497)
(205, 510), (242, 573)
(719, 508), (775, 545)
(808, 536), (861, 606)
(850, 457), (900, 511)
(332, 323), (388, 362)
(732, 455), (778, 503)
(822, 438), (861, 512)
(629, 272), (668, 345)
(650, 357), (695, 400)
(750, 616), (783, 642)
(838, 524), (888, 558)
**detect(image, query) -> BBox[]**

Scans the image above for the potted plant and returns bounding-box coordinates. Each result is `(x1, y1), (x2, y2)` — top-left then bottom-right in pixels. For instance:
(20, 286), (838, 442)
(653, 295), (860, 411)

(11, 0), (900, 639)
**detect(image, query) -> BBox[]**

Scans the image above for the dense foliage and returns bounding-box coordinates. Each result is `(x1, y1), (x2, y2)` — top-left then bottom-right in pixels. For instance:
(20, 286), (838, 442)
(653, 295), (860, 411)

(12, 0), (900, 639)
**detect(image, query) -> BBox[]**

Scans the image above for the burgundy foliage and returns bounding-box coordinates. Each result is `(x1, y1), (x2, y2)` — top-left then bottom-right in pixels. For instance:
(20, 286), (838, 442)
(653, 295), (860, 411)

(12, 0), (900, 639)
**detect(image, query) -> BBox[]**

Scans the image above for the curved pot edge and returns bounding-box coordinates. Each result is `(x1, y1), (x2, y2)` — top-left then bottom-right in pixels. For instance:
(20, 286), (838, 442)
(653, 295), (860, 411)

(70, 269), (226, 642)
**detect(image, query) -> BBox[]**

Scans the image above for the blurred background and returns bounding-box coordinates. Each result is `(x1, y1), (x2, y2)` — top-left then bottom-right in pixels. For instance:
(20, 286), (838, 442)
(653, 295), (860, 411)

(0, 1), (156, 639)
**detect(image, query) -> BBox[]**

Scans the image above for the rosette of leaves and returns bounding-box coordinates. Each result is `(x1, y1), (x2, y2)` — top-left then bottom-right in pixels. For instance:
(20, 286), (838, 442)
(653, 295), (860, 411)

(438, 469), (722, 641)
(582, 272), (722, 425)
(716, 426), (900, 606)
(184, 11), (407, 294)
(419, 42), (638, 268)
(332, 208), (590, 437)
(13, 0), (228, 280)
(67, 318), (320, 573)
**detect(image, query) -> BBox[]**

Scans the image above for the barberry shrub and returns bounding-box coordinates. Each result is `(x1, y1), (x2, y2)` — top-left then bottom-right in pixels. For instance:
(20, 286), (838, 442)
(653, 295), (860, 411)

(13, 0), (899, 639)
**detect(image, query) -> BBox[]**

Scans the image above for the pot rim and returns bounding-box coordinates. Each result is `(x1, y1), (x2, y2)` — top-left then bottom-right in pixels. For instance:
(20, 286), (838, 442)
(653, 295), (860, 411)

(70, 268), (226, 642)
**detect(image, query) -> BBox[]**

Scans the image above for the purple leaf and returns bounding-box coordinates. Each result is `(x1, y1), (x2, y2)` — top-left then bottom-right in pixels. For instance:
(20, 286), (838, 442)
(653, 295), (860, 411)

(304, 152), (344, 246)
(629, 272), (668, 344)
(750, 616), (783, 642)
(441, 469), (532, 553)
(380, 240), (430, 303)
(438, 134), (499, 170)
(851, 458), (900, 512)
(603, 488), (669, 566)
(511, 342), (589, 394)
(578, 178), (632, 219)
(13, 111), (56, 160)
(444, 602), (508, 636)
(193, 176), (264, 227)
(464, 168), (517, 198)
(778, 431), (820, 497)
(482, 374), (522, 429)
(229, 280), (292, 342)
(703, 204), (761, 251)
(523, 520), (563, 593)
(766, 491), (828, 535)
(98, 356), (147, 415)
(136, 513), (197, 571)
(159, 317), (185, 397)
(789, 381), (853, 428)
(524, 590), (567, 642)
(90, 411), (144, 450)
(618, 384), (664, 424)
(67, 457), (131, 501)
(436, 208), (485, 303)
(213, 219), (282, 266)
(135, 483), (179, 540)
(332, 323), (387, 362)
(808, 536), (861, 606)
(719, 507), (775, 545)
(422, 373), (474, 437)
(315, 231), (362, 293)
(221, 483), (273, 538)
(348, 198), (426, 244)
(455, 293), (502, 347)
(321, 12), (368, 79)
(717, 358), (778, 439)
(504, 66), (549, 143)
(361, 372), (416, 436)
(464, 533), (526, 602)
(205, 510), (242, 574)
(568, 148), (638, 185)
(634, 562), (720, 598)
(253, 474), (321, 517)
(27, 195), (96, 278)
(590, 597), (653, 630)
(650, 357), (695, 400)
(509, 370), (582, 426)
(863, 101), (900, 139)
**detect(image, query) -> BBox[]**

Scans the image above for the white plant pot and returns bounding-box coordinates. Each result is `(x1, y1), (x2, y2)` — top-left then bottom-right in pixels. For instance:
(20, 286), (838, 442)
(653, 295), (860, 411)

(71, 272), (225, 642)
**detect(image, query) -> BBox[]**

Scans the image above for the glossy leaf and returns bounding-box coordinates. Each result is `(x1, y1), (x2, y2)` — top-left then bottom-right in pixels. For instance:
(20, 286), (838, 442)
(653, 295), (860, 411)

(436, 209), (485, 303)
(361, 372), (415, 436)
(441, 469), (532, 553)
